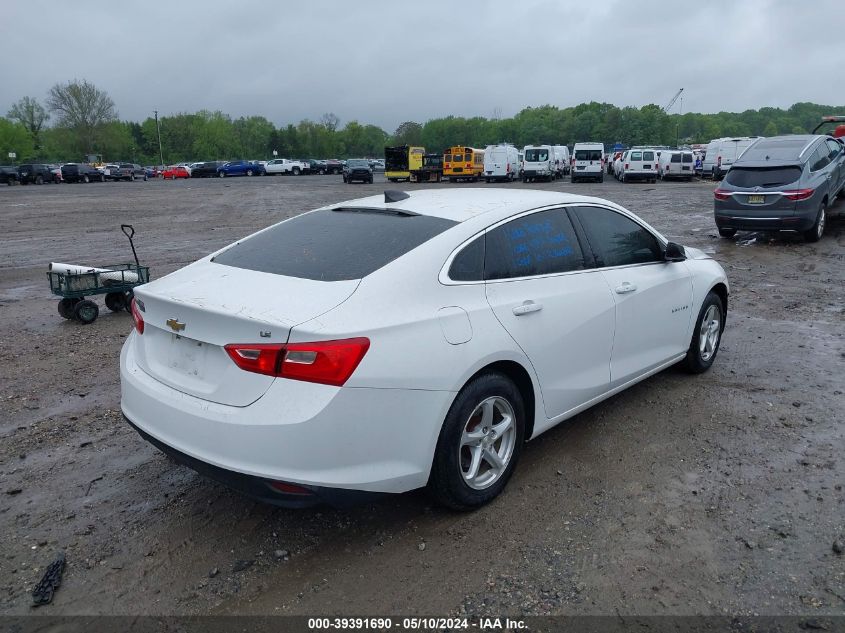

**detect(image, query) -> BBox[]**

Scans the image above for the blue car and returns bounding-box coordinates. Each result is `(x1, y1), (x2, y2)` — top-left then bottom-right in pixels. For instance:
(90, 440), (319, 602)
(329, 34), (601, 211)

(217, 160), (266, 177)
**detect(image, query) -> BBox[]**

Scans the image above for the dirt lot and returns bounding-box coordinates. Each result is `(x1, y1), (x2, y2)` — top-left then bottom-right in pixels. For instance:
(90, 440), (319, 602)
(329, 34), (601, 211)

(0, 174), (843, 618)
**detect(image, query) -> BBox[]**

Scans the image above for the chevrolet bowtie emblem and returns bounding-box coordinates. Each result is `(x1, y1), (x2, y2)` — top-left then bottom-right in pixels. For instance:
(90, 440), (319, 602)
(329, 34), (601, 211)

(166, 318), (186, 332)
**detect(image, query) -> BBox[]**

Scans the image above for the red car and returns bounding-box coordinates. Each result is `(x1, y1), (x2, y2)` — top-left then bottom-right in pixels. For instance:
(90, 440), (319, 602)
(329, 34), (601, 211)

(161, 166), (190, 180)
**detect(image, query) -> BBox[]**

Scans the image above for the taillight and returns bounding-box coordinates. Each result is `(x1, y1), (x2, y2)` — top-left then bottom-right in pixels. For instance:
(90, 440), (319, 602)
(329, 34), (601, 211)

(782, 188), (814, 201)
(506, 163), (510, 172)
(224, 337), (370, 386)
(717, 156), (722, 166)
(654, 164), (658, 169)
(130, 297), (144, 334)
(714, 189), (731, 201)
(666, 165), (670, 171)
(624, 163), (629, 169)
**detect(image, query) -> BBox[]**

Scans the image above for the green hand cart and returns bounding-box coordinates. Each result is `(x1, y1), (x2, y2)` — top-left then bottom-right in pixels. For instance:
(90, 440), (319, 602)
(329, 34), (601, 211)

(48, 224), (151, 324)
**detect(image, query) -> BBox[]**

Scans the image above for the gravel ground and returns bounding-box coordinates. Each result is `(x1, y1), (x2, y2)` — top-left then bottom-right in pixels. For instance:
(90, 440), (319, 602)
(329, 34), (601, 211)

(0, 174), (843, 617)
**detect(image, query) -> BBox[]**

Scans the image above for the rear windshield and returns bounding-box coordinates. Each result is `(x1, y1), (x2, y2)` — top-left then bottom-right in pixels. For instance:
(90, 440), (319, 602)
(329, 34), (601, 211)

(682, 154), (693, 163)
(642, 151), (654, 161)
(525, 149), (548, 161)
(724, 166), (802, 188)
(575, 150), (602, 161)
(212, 208), (457, 281)
(630, 151), (642, 161)
(670, 154), (682, 163)
(347, 160), (369, 167)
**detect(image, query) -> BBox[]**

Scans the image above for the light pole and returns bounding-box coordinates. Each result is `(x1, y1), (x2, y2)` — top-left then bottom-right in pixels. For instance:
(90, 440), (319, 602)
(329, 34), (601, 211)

(154, 110), (164, 167)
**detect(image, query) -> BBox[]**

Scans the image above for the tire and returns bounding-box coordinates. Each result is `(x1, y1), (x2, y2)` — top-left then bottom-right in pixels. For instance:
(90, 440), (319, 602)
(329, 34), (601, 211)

(73, 300), (99, 325)
(599, 174), (604, 183)
(427, 372), (526, 510)
(58, 298), (80, 320)
(342, 176), (347, 183)
(368, 177), (373, 184)
(218, 171), (225, 178)
(683, 291), (724, 374)
(718, 228), (737, 238)
(804, 202), (825, 242)
(82, 174), (90, 183)
(100, 174), (105, 182)
(143, 175), (148, 181)
(292, 167), (300, 176)
(105, 292), (128, 312)
(246, 169), (254, 176)
(35, 175), (43, 185)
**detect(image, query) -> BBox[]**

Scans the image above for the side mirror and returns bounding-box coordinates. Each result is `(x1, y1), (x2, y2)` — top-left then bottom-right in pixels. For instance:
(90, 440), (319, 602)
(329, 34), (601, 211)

(664, 242), (686, 262)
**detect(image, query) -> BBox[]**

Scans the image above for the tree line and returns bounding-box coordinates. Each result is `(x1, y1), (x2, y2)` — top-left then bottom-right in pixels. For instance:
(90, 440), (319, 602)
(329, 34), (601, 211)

(1, 79), (842, 165)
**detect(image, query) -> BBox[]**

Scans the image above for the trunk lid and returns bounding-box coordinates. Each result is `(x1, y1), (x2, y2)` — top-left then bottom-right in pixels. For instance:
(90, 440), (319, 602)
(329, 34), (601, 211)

(132, 260), (359, 406)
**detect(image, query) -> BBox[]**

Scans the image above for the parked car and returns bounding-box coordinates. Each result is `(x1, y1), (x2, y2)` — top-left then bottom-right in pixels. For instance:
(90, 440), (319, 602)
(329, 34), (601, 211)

(61, 163), (105, 183)
(342, 158), (374, 183)
(521, 145), (556, 182)
(144, 166), (159, 178)
(702, 137), (759, 180)
(618, 148), (658, 183)
(369, 159), (385, 171)
(714, 135), (845, 242)
(483, 144), (520, 183)
(190, 161), (226, 178)
(658, 151), (695, 181)
(0, 165), (19, 185)
(265, 158), (306, 176)
(161, 165), (191, 180)
(17, 163), (56, 184)
(571, 142), (605, 182)
(49, 164), (63, 182)
(122, 163), (147, 181)
(324, 159), (343, 175)
(553, 145), (571, 176)
(217, 160), (265, 177)
(121, 188), (729, 509)
(102, 164), (124, 181)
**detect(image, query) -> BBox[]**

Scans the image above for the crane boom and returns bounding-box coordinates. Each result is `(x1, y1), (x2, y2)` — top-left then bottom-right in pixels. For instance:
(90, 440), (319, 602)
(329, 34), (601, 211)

(664, 88), (684, 113)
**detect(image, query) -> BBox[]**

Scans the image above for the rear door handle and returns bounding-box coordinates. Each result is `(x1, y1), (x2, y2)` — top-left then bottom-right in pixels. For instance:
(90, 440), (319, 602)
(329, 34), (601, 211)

(512, 300), (543, 316)
(615, 282), (637, 294)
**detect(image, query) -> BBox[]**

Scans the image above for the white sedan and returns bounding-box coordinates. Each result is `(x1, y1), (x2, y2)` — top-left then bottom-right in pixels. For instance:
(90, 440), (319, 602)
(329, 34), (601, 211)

(121, 189), (728, 509)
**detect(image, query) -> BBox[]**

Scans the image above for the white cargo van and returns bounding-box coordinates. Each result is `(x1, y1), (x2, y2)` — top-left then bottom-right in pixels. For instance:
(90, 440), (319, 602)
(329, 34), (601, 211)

(618, 148), (658, 183)
(702, 137), (759, 180)
(483, 144), (520, 183)
(522, 145), (555, 182)
(571, 142), (604, 182)
(553, 145), (570, 176)
(658, 150), (695, 181)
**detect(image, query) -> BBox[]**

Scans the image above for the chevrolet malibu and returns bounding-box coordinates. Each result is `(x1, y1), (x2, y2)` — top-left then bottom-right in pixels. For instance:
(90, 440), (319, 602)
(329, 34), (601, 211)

(121, 189), (729, 509)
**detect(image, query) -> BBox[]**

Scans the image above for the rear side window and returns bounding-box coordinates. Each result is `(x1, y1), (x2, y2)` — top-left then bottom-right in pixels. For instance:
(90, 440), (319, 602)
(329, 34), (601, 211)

(574, 206), (662, 268)
(826, 139), (842, 159)
(724, 167), (802, 188)
(809, 145), (830, 172)
(575, 150), (602, 161)
(484, 209), (584, 280)
(449, 236), (485, 281)
(213, 209), (456, 281)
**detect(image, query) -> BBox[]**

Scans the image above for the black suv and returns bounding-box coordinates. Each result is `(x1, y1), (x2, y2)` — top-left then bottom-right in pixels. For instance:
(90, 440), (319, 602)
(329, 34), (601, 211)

(190, 161), (227, 178)
(343, 159), (374, 184)
(17, 164), (56, 184)
(0, 166), (19, 185)
(61, 163), (105, 183)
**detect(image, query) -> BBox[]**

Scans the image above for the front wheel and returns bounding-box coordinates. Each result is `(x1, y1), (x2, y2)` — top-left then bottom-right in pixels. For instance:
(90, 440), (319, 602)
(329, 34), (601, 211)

(82, 174), (90, 183)
(804, 203), (825, 242)
(683, 292), (724, 374)
(718, 228), (737, 238)
(74, 300), (99, 325)
(218, 171), (225, 178)
(427, 373), (525, 510)
(58, 298), (81, 319)
(246, 169), (254, 176)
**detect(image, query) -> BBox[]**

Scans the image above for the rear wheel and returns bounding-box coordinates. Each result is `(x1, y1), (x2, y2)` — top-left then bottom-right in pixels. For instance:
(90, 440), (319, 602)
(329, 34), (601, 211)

(718, 228), (737, 238)
(246, 169), (254, 176)
(58, 298), (81, 320)
(804, 203), (825, 242)
(36, 175), (43, 185)
(599, 173), (604, 183)
(427, 373), (525, 510)
(684, 292), (724, 373)
(82, 174), (90, 183)
(292, 167), (300, 176)
(105, 292), (128, 312)
(218, 171), (225, 178)
(73, 300), (99, 325)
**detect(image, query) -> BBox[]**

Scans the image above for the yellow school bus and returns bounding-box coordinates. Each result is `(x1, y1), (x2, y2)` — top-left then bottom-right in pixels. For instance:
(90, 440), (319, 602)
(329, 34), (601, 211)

(385, 145), (425, 182)
(443, 146), (485, 182)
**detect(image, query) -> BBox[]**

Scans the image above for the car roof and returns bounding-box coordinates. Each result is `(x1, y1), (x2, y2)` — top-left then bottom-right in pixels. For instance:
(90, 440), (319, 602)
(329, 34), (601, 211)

(735, 135), (821, 165)
(326, 188), (626, 223)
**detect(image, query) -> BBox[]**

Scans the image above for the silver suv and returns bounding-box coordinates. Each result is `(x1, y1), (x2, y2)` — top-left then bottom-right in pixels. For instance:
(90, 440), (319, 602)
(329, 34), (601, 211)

(714, 135), (845, 242)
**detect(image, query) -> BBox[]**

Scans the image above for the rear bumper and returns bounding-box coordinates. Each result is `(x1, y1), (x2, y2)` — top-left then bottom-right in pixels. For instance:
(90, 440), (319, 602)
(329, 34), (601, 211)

(120, 334), (452, 498)
(623, 171), (655, 181)
(714, 209), (815, 232)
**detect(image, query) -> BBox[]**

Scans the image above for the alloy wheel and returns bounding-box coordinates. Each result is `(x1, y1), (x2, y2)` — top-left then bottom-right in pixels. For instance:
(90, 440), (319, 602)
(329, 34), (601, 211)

(698, 304), (721, 362)
(459, 396), (516, 490)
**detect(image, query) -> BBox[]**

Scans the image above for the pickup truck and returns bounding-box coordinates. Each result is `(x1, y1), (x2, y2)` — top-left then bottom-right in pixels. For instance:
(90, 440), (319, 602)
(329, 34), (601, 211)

(0, 165), (18, 185)
(264, 158), (306, 176)
(217, 160), (266, 177)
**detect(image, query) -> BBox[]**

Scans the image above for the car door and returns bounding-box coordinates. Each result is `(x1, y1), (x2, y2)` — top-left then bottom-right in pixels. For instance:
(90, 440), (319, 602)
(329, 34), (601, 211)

(481, 207), (615, 420)
(825, 139), (845, 195)
(572, 206), (693, 388)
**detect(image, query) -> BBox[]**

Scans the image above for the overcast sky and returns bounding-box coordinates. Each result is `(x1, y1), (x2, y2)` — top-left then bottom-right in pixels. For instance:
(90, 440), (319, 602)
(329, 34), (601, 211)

(4, 0), (843, 132)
